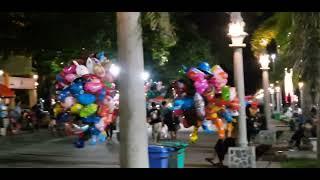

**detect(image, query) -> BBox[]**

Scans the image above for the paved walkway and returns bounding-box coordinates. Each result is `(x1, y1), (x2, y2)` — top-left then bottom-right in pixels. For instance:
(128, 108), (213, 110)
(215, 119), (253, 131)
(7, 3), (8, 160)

(0, 127), (284, 168)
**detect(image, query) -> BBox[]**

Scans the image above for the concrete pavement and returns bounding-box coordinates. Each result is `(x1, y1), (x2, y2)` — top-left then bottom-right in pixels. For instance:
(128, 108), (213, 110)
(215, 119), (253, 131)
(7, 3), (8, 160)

(0, 126), (282, 168)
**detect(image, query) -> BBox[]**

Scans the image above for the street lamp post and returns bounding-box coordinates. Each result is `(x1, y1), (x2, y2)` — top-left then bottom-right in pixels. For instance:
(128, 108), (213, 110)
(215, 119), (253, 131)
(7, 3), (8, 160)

(275, 86), (281, 113)
(269, 85), (275, 113)
(228, 12), (248, 147)
(298, 82), (304, 113)
(271, 54), (276, 73)
(259, 54), (272, 130)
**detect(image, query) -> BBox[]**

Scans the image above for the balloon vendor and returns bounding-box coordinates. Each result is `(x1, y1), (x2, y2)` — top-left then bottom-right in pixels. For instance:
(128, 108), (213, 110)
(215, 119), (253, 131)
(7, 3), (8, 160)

(54, 52), (119, 148)
(172, 62), (240, 143)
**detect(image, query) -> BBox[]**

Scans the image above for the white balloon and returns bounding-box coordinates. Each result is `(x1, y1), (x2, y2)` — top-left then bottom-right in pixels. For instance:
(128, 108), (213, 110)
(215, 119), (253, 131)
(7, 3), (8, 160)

(73, 61), (89, 77)
(86, 58), (95, 74)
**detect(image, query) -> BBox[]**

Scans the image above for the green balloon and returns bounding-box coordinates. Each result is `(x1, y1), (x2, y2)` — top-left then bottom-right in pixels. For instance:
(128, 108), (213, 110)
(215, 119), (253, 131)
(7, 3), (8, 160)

(80, 104), (98, 118)
(222, 86), (230, 101)
(105, 82), (113, 88)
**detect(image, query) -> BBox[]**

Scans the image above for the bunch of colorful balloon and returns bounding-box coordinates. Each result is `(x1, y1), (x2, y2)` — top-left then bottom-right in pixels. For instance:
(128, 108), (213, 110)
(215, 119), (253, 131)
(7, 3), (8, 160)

(172, 62), (240, 143)
(54, 52), (118, 148)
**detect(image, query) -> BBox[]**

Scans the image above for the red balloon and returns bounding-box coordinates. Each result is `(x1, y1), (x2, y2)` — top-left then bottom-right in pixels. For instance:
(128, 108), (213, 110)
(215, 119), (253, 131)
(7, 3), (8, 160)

(98, 104), (109, 117)
(84, 81), (103, 94)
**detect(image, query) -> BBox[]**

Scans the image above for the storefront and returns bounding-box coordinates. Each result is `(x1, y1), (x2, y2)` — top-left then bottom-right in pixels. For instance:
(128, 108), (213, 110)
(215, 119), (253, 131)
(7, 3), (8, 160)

(0, 84), (15, 136)
(0, 76), (37, 108)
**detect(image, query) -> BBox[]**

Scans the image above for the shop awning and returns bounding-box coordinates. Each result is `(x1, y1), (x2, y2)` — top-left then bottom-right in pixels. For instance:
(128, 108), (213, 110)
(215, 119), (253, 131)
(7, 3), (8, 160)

(0, 84), (15, 97)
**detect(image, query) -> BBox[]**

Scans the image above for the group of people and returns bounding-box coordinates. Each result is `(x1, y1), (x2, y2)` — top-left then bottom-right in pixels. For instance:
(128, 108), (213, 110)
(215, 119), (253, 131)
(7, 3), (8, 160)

(147, 101), (180, 143)
(3, 100), (44, 135)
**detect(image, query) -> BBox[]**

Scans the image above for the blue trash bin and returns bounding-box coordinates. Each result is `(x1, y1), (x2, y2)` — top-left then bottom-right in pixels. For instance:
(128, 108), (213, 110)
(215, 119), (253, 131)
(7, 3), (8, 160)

(148, 145), (174, 168)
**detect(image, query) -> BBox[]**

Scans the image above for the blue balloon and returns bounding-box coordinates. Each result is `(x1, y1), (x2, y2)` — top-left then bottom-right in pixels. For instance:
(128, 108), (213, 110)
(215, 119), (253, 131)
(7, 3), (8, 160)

(74, 138), (85, 148)
(198, 62), (213, 75)
(89, 135), (97, 145)
(57, 89), (70, 101)
(181, 97), (195, 110)
(70, 82), (84, 95)
(73, 77), (84, 84)
(57, 112), (70, 123)
(96, 51), (105, 61)
(98, 132), (106, 143)
(97, 88), (107, 102)
(173, 99), (184, 110)
(56, 74), (64, 82)
(89, 126), (101, 136)
(81, 116), (100, 124)
(222, 109), (233, 123)
(77, 93), (96, 105)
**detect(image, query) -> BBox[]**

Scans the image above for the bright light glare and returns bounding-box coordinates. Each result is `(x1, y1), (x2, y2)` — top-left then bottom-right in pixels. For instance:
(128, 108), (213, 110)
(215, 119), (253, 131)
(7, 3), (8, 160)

(142, 71), (150, 81)
(298, 82), (304, 89)
(259, 54), (270, 70)
(0, 70), (4, 76)
(110, 64), (120, 77)
(228, 22), (244, 37)
(271, 54), (276, 61)
(33, 74), (39, 80)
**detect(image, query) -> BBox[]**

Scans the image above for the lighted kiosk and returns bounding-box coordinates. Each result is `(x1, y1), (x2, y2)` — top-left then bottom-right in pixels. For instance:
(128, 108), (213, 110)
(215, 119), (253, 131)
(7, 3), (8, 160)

(0, 84), (15, 136)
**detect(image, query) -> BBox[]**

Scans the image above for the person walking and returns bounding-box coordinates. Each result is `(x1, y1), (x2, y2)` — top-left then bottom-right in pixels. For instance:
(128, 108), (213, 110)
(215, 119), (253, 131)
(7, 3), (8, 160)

(161, 101), (179, 140)
(205, 117), (238, 168)
(147, 102), (162, 143)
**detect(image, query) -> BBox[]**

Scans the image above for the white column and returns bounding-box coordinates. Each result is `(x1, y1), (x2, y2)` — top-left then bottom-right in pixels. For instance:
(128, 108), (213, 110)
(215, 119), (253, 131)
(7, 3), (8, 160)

(279, 87), (283, 112)
(276, 89), (281, 113)
(117, 12), (149, 168)
(262, 70), (272, 129)
(270, 91), (275, 113)
(233, 48), (248, 147)
(299, 88), (304, 113)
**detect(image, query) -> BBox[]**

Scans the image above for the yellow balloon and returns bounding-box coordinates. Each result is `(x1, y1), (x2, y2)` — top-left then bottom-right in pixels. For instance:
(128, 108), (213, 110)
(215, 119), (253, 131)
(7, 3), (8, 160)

(53, 104), (63, 117)
(71, 103), (83, 114)
(189, 127), (199, 143)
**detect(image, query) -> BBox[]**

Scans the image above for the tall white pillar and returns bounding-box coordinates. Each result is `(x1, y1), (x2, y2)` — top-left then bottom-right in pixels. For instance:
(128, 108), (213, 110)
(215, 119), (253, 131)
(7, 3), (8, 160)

(233, 48), (248, 147)
(275, 87), (281, 113)
(262, 70), (272, 129)
(117, 12), (149, 168)
(270, 90), (275, 113)
(228, 12), (248, 148)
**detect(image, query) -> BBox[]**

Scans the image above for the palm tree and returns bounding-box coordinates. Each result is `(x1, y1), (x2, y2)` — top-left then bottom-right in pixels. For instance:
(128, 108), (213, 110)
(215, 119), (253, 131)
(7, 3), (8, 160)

(251, 12), (320, 159)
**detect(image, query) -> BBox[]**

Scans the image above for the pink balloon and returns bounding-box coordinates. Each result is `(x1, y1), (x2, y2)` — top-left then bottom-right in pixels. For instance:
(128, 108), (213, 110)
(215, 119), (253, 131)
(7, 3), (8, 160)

(61, 96), (75, 108)
(103, 72), (114, 83)
(65, 73), (77, 83)
(63, 64), (76, 74)
(84, 82), (103, 94)
(194, 79), (209, 94)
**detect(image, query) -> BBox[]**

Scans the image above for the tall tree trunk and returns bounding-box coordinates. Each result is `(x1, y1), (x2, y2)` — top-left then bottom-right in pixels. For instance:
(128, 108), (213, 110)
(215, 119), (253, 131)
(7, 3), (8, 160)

(117, 12), (149, 168)
(317, 97), (320, 160)
(302, 81), (314, 118)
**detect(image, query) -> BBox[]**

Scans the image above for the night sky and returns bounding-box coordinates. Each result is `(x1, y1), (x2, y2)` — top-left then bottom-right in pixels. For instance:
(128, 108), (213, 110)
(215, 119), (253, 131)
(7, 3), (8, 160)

(189, 12), (274, 95)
